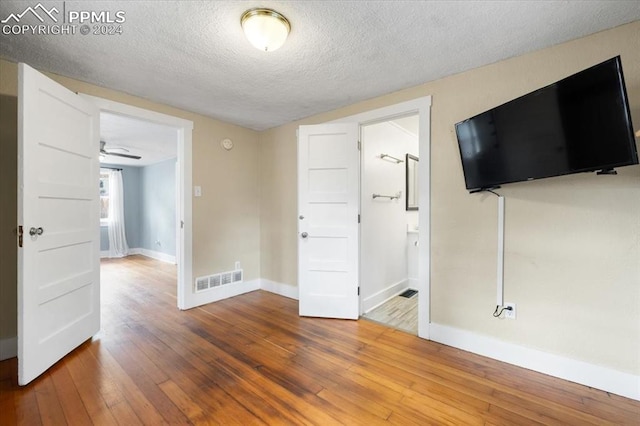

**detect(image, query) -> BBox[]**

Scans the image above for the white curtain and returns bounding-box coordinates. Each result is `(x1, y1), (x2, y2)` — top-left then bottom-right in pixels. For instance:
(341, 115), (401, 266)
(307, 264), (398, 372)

(108, 170), (130, 258)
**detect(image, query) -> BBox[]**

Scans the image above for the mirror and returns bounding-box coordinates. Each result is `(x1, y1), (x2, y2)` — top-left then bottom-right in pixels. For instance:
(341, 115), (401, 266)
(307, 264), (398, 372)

(406, 154), (419, 211)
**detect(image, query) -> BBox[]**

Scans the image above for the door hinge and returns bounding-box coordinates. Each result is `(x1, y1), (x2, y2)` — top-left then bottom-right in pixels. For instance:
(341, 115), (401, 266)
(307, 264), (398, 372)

(18, 226), (23, 248)
(357, 214), (360, 224)
(357, 140), (361, 151)
(357, 286), (360, 296)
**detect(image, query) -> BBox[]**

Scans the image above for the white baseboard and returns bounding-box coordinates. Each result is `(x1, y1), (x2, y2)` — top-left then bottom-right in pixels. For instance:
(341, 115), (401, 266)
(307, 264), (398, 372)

(260, 279), (299, 300)
(100, 248), (176, 264)
(0, 336), (17, 361)
(430, 323), (640, 401)
(101, 249), (130, 259)
(362, 279), (409, 313)
(135, 248), (176, 264)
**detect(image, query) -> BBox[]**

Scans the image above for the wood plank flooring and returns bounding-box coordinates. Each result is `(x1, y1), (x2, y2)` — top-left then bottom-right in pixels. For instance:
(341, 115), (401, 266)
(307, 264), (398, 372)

(1, 255), (638, 425)
(363, 294), (418, 335)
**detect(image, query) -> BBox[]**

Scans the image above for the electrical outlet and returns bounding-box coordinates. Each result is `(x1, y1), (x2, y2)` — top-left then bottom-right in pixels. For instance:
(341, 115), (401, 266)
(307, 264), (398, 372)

(504, 303), (516, 319)
(235, 261), (241, 270)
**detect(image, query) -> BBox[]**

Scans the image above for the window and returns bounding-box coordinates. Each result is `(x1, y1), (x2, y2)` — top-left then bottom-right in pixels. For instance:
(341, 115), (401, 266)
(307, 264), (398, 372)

(100, 171), (110, 224)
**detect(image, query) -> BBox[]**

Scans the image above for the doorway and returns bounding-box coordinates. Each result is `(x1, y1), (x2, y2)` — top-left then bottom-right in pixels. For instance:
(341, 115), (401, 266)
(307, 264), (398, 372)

(331, 97), (431, 338)
(98, 112), (180, 269)
(298, 96), (432, 338)
(359, 114), (419, 334)
(81, 94), (194, 309)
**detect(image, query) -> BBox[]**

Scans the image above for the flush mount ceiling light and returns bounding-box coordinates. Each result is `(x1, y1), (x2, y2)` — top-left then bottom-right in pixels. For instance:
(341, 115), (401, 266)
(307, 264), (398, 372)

(241, 8), (290, 52)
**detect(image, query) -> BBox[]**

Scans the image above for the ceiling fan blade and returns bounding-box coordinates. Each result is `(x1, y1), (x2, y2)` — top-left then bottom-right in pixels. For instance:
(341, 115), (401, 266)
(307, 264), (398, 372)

(105, 152), (142, 160)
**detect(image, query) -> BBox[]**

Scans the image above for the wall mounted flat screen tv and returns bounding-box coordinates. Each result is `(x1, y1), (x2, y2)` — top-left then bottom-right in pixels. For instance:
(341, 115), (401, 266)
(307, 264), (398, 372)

(455, 56), (638, 192)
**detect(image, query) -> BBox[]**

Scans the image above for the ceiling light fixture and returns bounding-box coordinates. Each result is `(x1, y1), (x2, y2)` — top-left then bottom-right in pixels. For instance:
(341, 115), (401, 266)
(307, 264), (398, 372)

(241, 8), (290, 52)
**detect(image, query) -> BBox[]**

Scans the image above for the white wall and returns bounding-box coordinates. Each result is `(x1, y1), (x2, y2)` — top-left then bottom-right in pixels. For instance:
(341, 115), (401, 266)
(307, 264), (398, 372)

(360, 119), (418, 312)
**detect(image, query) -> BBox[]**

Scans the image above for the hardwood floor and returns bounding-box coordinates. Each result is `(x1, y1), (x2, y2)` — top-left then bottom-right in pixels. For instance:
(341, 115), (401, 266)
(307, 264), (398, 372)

(363, 294), (418, 335)
(1, 255), (638, 425)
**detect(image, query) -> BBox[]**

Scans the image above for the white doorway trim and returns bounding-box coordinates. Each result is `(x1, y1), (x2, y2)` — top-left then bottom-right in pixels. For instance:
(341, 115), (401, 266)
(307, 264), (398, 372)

(79, 95), (194, 310)
(329, 96), (432, 339)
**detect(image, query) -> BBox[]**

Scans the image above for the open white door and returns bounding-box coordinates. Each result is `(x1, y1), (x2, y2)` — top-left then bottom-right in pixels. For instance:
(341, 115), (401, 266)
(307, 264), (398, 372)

(298, 123), (359, 319)
(18, 63), (100, 385)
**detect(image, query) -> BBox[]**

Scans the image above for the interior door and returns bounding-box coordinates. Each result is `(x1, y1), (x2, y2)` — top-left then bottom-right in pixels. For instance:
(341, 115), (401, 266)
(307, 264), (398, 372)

(18, 63), (100, 385)
(298, 123), (359, 319)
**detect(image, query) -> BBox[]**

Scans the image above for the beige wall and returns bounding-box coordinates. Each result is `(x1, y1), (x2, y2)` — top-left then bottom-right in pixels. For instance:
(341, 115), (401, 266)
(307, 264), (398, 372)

(0, 59), (262, 285)
(259, 21), (640, 374)
(0, 94), (18, 349)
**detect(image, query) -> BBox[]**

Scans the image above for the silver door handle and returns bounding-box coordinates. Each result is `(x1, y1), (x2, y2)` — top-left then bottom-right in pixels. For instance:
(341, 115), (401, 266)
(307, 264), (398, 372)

(301, 232), (308, 238)
(29, 227), (44, 236)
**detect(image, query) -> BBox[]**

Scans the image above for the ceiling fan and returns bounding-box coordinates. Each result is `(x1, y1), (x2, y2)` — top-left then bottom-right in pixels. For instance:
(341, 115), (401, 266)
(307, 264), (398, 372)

(100, 140), (142, 160)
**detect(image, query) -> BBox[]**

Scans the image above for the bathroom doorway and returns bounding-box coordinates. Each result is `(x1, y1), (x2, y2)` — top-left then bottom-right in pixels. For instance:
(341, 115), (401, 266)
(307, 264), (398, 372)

(360, 114), (419, 334)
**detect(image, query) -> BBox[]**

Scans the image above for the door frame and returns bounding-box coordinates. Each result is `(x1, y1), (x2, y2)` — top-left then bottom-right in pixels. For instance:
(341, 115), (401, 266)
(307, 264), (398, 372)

(329, 96), (432, 339)
(80, 95), (194, 310)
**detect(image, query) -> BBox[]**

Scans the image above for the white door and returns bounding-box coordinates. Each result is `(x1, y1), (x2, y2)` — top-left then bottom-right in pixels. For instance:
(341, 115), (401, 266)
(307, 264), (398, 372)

(298, 123), (360, 319)
(18, 63), (100, 385)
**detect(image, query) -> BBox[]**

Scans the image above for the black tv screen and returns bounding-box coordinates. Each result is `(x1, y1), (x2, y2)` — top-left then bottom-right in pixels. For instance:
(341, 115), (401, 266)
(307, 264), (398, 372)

(455, 56), (638, 192)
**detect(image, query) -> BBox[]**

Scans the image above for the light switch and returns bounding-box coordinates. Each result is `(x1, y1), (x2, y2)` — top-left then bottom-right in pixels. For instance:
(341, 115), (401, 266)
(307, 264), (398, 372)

(194, 186), (202, 197)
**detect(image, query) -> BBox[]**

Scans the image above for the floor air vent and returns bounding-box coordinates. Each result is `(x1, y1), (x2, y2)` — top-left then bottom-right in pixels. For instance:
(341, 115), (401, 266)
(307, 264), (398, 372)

(196, 277), (209, 292)
(194, 269), (243, 293)
(211, 274), (221, 287)
(399, 289), (418, 298)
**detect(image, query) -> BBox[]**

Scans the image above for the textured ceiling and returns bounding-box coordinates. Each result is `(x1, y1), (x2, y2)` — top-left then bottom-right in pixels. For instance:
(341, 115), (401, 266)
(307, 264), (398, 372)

(100, 112), (177, 167)
(1, 1), (639, 130)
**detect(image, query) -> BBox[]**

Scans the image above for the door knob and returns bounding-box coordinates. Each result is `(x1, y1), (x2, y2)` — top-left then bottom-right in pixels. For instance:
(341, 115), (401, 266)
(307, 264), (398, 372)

(301, 232), (308, 238)
(29, 227), (44, 236)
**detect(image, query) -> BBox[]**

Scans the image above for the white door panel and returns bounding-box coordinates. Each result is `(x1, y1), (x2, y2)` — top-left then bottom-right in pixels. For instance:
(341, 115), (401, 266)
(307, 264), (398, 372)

(18, 63), (100, 385)
(298, 123), (359, 319)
